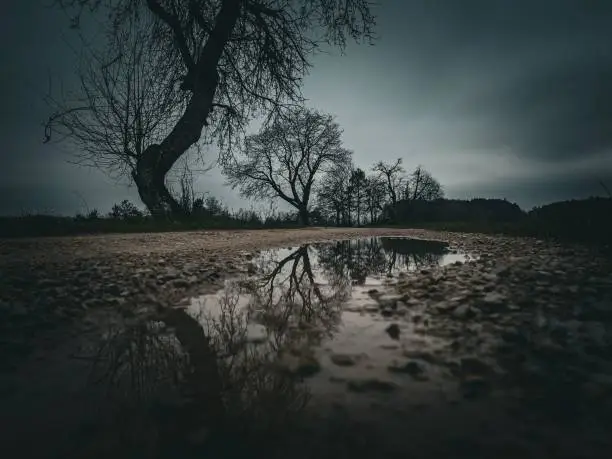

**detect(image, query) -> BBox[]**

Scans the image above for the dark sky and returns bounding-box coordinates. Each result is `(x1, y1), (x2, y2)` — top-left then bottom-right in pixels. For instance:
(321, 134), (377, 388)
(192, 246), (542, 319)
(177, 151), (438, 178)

(2, 0), (612, 215)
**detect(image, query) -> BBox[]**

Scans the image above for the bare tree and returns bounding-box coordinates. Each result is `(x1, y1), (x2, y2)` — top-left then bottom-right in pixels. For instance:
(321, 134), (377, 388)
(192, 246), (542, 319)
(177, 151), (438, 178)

(406, 165), (444, 201)
(349, 168), (367, 226)
(364, 174), (386, 223)
(373, 158), (405, 206)
(44, 12), (193, 215)
(317, 161), (353, 226)
(223, 107), (352, 225)
(49, 0), (377, 219)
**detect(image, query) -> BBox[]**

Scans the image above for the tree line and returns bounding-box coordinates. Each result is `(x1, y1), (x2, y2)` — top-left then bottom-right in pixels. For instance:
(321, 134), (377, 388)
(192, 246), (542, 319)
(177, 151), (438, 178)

(223, 107), (444, 226)
(43, 0), (443, 227)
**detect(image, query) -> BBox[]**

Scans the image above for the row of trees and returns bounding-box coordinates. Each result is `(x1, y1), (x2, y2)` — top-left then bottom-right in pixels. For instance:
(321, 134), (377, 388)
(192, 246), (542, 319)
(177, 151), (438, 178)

(222, 106), (443, 226)
(316, 158), (443, 226)
(44, 1), (445, 226)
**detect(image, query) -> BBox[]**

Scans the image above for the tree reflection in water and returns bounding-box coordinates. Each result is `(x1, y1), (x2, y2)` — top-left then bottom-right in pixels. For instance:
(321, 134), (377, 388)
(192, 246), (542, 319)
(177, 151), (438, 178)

(78, 244), (353, 458)
(77, 238), (448, 458)
(315, 236), (448, 284)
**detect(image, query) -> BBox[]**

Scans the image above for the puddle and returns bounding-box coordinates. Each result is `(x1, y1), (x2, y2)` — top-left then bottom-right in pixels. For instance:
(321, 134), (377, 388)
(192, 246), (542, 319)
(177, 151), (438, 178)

(180, 238), (510, 454)
(188, 237), (469, 408)
(182, 237), (612, 457)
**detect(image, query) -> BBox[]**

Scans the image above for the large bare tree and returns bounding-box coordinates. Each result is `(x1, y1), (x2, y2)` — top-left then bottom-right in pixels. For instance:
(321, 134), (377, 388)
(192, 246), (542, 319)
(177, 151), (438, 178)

(223, 107), (352, 225)
(47, 0), (376, 219)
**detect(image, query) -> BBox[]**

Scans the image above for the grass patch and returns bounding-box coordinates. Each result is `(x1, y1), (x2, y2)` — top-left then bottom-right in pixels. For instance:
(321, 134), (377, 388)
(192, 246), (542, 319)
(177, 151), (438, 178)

(0, 215), (304, 238)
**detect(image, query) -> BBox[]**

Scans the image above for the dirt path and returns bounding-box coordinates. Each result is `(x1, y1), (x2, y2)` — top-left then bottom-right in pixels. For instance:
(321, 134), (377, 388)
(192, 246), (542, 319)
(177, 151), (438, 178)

(0, 227), (467, 264)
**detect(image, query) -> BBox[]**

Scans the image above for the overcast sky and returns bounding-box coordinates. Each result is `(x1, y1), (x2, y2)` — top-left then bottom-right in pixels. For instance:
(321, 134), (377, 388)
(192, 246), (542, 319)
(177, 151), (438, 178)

(2, 0), (612, 216)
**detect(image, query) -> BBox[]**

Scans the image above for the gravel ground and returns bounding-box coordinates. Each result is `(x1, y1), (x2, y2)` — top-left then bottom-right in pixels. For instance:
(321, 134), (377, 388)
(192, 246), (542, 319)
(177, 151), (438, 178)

(1, 227), (609, 363)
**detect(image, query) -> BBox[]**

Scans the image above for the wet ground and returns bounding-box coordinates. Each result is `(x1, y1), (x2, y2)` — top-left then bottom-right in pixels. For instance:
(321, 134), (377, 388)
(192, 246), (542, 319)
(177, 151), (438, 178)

(2, 234), (612, 458)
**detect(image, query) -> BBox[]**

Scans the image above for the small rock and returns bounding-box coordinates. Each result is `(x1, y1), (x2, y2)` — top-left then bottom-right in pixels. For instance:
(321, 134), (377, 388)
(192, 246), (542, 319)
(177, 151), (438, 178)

(37, 278), (59, 288)
(483, 292), (505, 305)
(182, 262), (198, 273)
(295, 355), (321, 377)
(452, 304), (475, 319)
(170, 278), (190, 289)
(105, 283), (121, 296)
(330, 353), (361, 367)
(385, 323), (401, 340)
(460, 357), (492, 376)
(401, 350), (440, 364)
(164, 267), (180, 279)
(388, 360), (427, 380)
(347, 379), (397, 393)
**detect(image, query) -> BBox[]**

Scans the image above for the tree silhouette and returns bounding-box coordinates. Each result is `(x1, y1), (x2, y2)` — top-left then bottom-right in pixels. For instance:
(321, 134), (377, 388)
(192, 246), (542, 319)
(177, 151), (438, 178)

(349, 168), (367, 226)
(244, 245), (350, 343)
(373, 158), (405, 207)
(44, 12), (192, 217)
(49, 0), (376, 219)
(223, 107), (352, 225)
(405, 165), (444, 201)
(364, 174), (387, 224)
(316, 161), (354, 226)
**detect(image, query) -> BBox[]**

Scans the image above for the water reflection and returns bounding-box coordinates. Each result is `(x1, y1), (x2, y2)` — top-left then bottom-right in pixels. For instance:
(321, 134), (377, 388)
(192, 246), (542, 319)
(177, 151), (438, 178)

(315, 237), (452, 284)
(72, 237), (612, 458)
(77, 237), (459, 457)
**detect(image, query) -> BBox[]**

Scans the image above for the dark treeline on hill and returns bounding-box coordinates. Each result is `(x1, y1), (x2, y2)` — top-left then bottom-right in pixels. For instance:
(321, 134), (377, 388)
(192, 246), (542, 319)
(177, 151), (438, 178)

(390, 196), (611, 247)
(524, 197), (612, 245)
(390, 198), (525, 224)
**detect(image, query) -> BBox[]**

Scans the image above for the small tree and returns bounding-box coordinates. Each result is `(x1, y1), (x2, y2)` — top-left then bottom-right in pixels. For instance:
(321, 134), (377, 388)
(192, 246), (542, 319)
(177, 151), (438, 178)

(364, 174), (386, 223)
(406, 165), (444, 201)
(109, 200), (144, 220)
(348, 168), (367, 226)
(373, 158), (405, 206)
(317, 161), (353, 226)
(224, 108), (352, 225)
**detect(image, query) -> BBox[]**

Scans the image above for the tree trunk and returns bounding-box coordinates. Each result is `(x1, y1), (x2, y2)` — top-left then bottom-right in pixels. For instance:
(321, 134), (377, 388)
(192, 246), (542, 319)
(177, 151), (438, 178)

(134, 0), (242, 219)
(298, 207), (310, 226)
(158, 306), (225, 432)
(133, 148), (185, 220)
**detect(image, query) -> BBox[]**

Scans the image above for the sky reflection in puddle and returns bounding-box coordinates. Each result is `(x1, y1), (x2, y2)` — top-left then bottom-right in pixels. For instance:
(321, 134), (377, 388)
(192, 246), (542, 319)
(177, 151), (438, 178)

(187, 238), (472, 408)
